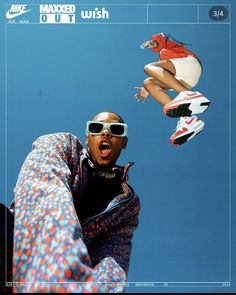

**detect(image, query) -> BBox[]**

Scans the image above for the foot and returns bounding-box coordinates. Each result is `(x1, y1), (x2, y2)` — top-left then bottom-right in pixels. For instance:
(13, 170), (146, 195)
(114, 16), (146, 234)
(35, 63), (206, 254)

(163, 91), (210, 118)
(170, 116), (205, 145)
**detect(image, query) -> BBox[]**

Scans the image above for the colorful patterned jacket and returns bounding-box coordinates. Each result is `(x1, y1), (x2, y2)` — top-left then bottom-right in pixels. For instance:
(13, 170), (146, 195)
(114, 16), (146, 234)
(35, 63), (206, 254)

(12, 133), (140, 293)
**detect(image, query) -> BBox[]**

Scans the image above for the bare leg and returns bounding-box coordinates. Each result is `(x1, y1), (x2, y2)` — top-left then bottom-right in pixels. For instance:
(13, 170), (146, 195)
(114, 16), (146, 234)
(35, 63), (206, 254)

(143, 77), (172, 106)
(144, 60), (188, 95)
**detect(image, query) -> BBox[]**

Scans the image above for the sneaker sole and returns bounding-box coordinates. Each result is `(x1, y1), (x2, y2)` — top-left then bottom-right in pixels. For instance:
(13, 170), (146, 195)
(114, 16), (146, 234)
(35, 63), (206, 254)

(171, 122), (205, 145)
(164, 101), (210, 118)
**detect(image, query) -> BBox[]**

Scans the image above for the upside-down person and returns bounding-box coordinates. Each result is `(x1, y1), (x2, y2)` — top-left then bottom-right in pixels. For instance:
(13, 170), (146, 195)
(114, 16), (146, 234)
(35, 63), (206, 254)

(135, 32), (210, 145)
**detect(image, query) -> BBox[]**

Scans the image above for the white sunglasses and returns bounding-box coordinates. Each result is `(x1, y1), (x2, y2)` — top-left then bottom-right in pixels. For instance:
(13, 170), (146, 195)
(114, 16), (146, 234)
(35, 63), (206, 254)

(86, 121), (128, 137)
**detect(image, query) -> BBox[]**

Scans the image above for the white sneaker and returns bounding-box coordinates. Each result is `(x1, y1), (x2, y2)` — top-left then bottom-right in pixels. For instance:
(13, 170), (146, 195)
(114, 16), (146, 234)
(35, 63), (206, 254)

(163, 91), (210, 117)
(170, 116), (205, 145)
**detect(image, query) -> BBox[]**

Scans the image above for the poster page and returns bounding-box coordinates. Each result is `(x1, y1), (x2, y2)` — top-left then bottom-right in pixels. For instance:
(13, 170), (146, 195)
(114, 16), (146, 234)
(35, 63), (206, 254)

(0, 0), (235, 293)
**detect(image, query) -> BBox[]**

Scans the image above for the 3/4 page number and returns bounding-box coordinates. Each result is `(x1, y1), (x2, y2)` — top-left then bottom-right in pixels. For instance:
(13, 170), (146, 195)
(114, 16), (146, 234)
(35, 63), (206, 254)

(209, 6), (228, 21)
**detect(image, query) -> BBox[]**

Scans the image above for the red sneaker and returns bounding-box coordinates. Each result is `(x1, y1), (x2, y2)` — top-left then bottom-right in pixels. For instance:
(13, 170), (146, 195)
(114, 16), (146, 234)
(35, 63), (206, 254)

(170, 116), (205, 145)
(163, 91), (210, 118)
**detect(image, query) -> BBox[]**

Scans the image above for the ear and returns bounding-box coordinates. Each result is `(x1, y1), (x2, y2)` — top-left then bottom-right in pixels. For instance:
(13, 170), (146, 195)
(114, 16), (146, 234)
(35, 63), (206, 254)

(123, 137), (128, 149)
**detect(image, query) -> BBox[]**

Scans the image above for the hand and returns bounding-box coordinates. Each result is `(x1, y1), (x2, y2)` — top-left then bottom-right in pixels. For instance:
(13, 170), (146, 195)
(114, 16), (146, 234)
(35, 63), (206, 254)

(140, 40), (158, 49)
(134, 87), (149, 102)
(140, 40), (152, 49)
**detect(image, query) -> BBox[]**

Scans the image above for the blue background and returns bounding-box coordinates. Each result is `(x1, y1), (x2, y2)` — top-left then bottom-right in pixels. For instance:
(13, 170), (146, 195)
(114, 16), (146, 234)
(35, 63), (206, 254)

(0, 0), (235, 293)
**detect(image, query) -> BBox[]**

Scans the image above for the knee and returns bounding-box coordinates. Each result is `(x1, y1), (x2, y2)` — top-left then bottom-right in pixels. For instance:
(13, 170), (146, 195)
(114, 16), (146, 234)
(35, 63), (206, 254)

(144, 63), (162, 76)
(143, 77), (155, 89)
(144, 64), (152, 75)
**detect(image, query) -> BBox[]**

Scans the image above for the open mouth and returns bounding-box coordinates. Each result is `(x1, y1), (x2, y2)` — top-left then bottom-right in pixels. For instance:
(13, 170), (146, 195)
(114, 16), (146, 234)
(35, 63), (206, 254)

(99, 141), (111, 158)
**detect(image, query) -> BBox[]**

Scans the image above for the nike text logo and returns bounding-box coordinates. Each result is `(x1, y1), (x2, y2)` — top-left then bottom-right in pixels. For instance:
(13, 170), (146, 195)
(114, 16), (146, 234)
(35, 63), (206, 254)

(6, 5), (31, 20)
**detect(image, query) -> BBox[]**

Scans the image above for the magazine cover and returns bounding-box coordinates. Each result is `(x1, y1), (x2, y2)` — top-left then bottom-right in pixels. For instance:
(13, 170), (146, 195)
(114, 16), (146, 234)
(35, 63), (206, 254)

(0, 0), (235, 293)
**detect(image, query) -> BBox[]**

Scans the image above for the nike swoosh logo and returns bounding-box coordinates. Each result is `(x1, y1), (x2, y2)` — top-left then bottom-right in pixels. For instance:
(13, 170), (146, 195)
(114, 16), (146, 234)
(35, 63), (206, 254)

(185, 118), (194, 125)
(6, 9), (31, 20)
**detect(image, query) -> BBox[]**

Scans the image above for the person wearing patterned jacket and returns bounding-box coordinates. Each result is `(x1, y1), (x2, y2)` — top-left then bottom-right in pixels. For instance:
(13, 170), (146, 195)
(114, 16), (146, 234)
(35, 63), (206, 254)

(1, 111), (140, 293)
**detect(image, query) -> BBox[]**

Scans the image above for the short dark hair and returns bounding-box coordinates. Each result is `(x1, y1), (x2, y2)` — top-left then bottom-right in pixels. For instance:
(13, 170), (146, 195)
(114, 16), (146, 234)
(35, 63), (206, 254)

(92, 111), (125, 123)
